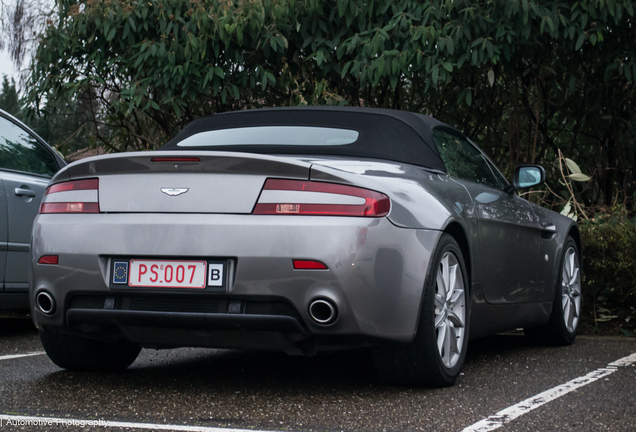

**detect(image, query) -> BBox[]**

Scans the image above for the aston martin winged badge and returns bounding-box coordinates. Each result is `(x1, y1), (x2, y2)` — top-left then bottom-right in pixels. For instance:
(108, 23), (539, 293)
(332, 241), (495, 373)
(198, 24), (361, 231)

(161, 188), (189, 196)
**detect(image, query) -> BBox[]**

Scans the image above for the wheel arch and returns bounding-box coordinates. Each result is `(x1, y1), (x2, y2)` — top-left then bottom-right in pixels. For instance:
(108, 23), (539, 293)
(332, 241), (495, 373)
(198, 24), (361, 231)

(443, 221), (472, 286)
(567, 224), (583, 263)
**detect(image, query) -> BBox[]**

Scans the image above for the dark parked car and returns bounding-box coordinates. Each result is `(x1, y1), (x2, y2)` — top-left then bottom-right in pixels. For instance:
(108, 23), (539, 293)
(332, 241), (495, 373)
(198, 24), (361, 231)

(0, 109), (65, 310)
(30, 107), (581, 386)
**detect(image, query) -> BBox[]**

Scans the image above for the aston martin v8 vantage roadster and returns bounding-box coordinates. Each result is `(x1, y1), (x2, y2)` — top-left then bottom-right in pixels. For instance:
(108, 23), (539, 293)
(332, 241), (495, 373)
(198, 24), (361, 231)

(30, 107), (581, 386)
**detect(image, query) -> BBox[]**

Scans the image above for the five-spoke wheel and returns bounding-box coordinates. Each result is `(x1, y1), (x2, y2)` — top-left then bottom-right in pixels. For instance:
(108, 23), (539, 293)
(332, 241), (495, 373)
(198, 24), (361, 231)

(434, 251), (466, 369)
(561, 246), (582, 334)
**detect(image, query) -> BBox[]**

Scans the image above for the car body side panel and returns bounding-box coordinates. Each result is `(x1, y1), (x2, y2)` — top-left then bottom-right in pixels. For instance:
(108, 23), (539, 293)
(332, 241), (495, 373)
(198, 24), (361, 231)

(469, 300), (553, 339)
(528, 201), (579, 299)
(0, 178), (7, 290)
(2, 170), (49, 289)
(307, 159), (563, 336)
(469, 198), (575, 337)
(454, 179), (547, 304)
(306, 159), (555, 338)
(31, 213), (441, 344)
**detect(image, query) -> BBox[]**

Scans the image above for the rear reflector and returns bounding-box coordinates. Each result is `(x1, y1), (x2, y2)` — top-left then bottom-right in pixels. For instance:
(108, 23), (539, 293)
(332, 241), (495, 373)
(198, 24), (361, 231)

(40, 178), (99, 214)
(150, 157), (201, 162)
(40, 202), (99, 214)
(38, 255), (59, 265)
(293, 260), (328, 270)
(253, 179), (390, 217)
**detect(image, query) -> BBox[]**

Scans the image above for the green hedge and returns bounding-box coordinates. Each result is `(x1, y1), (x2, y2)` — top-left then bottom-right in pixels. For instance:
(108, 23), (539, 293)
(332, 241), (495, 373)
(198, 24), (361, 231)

(580, 208), (636, 335)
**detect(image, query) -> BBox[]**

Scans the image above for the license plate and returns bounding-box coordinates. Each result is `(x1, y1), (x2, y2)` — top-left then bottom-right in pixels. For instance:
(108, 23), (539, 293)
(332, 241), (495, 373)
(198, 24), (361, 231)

(127, 259), (209, 289)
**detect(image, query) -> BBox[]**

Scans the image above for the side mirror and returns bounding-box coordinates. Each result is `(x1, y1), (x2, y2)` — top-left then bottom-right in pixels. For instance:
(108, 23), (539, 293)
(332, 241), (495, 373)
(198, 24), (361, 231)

(506, 165), (546, 193)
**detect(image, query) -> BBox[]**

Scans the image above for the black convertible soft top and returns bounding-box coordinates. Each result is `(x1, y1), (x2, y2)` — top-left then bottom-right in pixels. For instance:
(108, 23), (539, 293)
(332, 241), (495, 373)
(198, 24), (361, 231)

(161, 106), (449, 171)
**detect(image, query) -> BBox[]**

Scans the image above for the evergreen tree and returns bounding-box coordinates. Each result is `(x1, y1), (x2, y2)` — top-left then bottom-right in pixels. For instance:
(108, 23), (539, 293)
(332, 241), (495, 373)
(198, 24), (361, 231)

(0, 75), (21, 117)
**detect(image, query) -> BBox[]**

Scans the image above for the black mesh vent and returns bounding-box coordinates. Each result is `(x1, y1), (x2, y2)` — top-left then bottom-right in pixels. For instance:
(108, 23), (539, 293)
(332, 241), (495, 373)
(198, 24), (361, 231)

(126, 296), (227, 313)
(70, 296), (106, 310)
(244, 301), (301, 319)
(75, 323), (103, 333)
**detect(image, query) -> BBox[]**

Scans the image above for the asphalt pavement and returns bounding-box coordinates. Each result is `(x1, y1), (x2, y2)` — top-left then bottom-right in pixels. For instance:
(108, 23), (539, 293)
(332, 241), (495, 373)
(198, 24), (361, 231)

(0, 317), (634, 432)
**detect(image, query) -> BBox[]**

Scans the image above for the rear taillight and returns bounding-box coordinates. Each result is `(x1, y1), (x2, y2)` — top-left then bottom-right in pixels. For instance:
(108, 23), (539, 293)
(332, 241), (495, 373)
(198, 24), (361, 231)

(40, 179), (99, 214)
(253, 179), (390, 217)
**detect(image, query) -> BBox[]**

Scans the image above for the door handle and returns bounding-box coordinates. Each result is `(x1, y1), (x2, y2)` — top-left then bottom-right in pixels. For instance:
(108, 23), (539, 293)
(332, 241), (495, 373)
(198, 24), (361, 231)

(540, 221), (557, 231)
(14, 188), (36, 197)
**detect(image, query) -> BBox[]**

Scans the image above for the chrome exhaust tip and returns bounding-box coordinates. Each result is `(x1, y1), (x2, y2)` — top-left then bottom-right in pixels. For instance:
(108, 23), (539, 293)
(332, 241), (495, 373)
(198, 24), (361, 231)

(36, 291), (56, 315)
(308, 299), (338, 325)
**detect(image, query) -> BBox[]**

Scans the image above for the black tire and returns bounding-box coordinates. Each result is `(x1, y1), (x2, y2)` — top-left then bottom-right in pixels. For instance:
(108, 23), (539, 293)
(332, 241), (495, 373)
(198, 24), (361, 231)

(373, 233), (470, 387)
(525, 236), (581, 346)
(40, 329), (141, 372)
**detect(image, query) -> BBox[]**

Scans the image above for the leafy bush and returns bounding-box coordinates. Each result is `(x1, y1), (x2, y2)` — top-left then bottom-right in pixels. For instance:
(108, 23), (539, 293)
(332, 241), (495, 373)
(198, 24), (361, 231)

(580, 207), (636, 335)
(25, 0), (636, 203)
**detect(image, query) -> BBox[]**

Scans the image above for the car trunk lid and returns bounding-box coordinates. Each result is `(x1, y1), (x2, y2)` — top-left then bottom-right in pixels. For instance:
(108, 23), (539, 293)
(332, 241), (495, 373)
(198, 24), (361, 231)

(60, 151), (311, 214)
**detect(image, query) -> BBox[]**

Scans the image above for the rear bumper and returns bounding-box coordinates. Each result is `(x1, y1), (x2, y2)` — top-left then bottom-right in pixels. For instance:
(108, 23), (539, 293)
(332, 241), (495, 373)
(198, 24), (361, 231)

(64, 309), (310, 353)
(31, 213), (441, 351)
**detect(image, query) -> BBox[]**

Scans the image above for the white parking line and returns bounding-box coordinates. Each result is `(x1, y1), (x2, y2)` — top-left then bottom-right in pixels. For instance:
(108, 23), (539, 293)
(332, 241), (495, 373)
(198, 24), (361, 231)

(0, 352), (44, 361)
(0, 415), (265, 431)
(2, 351), (635, 432)
(608, 351), (636, 366)
(462, 351), (636, 432)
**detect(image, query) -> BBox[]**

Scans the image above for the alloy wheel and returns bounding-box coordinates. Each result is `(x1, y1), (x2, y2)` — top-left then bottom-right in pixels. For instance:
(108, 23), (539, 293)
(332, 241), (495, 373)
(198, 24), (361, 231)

(434, 251), (466, 368)
(562, 246), (581, 333)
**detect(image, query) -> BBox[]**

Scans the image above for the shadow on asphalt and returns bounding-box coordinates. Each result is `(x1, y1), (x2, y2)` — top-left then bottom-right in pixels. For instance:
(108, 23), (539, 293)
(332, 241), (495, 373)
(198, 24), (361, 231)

(466, 333), (532, 361)
(44, 349), (382, 389)
(0, 316), (37, 337)
(33, 334), (536, 393)
(0, 311), (537, 390)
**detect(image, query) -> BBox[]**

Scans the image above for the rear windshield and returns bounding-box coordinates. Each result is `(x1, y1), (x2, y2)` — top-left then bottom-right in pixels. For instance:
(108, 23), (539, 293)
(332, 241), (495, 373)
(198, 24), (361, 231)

(176, 126), (359, 147)
(160, 109), (448, 172)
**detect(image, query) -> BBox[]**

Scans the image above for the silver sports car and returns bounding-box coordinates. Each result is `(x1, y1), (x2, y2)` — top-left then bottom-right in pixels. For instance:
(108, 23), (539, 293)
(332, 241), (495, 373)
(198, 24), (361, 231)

(30, 107), (581, 387)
